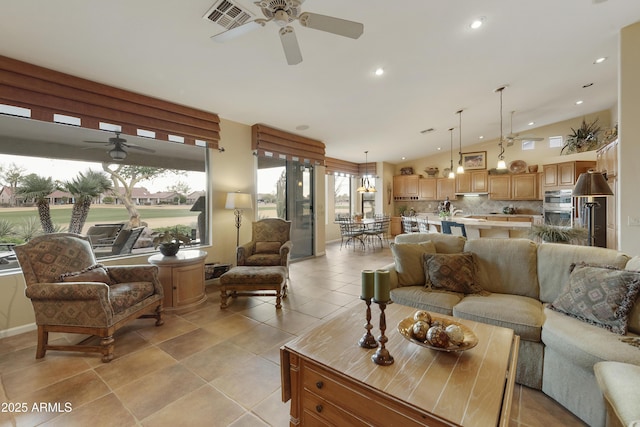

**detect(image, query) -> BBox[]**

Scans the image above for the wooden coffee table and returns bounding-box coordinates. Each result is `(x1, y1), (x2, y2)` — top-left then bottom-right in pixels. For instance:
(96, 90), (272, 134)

(281, 303), (519, 426)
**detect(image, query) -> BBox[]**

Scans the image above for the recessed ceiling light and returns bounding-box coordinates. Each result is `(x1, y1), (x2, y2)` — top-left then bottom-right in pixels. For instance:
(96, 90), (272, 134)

(478, 136), (484, 139)
(575, 100), (584, 105)
(470, 17), (484, 29)
(374, 68), (384, 76)
(528, 122), (535, 126)
(594, 57), (607, 64)
(437, 147), (442, 151)
(401, 156), (406, 160)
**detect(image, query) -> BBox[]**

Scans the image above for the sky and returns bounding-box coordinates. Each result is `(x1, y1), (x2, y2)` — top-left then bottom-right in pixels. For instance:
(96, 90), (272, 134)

(1, 154), (205, 193)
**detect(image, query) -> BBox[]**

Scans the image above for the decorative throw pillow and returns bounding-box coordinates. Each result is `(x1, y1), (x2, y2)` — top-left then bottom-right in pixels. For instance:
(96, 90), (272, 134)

(255, 241), (281, 254)
(59, 264), (114, 285)
(390, 241), (437, 287)
(423, 252), (488, 295)
(550, 263), (640, 334)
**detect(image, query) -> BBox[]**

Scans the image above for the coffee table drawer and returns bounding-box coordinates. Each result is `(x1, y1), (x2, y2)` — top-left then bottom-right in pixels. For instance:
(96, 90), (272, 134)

(302, 361), (451, 427)
(301, 390), (368, 426)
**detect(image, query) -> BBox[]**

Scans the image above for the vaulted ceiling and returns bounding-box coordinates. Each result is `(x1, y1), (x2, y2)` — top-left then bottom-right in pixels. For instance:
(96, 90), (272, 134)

(1, 0), (640, 164)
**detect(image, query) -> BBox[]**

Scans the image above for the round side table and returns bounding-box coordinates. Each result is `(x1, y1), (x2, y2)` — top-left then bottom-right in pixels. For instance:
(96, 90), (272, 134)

(148, 250), (207, 312)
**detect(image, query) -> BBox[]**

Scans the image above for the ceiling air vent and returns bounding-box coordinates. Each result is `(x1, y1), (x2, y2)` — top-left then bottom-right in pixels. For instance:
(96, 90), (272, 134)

(203, 0), (254, 30)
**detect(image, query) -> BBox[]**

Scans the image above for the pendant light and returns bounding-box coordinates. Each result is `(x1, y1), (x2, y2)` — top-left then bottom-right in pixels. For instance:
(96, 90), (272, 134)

(456, 109), (465, 174)
(448, 128), (455, 179)
(357, 151), (376, 193)
(496, 86), (507, 169)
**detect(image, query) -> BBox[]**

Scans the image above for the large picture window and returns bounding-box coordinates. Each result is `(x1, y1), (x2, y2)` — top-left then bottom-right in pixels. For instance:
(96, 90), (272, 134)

(0, 117), (208, 271)
(334, 174), (351, 220)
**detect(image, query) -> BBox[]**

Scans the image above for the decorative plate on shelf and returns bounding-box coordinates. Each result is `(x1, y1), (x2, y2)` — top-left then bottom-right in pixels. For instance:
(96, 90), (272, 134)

(509, 160), (527, 174)
(397, 315), (478, 352)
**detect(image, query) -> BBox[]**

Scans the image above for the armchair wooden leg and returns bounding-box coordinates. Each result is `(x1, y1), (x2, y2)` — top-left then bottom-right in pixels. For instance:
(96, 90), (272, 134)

(155, 305), (164, 326)
(36, 326), (47, 359)
(100, 336), (114, 363)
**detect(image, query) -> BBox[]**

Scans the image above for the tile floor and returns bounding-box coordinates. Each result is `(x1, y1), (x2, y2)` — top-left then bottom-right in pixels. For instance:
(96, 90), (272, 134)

(0, 241), (587, 426)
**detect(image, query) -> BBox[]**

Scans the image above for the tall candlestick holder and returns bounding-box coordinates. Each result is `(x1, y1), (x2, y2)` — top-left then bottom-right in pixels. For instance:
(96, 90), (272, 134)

(371, 299), (394, 366)
(358, 297), (378, 349)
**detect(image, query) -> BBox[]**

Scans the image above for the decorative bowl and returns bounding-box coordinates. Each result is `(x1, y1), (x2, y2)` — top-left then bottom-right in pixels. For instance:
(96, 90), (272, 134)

(397, 314), (478, 352)
(509, 160), (527, 174)
(424, 167), (439, 177)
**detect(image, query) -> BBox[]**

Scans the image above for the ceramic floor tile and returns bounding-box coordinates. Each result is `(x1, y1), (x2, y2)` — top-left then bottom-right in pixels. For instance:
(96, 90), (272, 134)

(141, 384), (246, 427)
(516, 386), (587, 426)
(181, 341), (255, 382)
(234, 303), (280, 323)
(156, 327), (224, 360)
(227, 323), (294, 355)
(294, 299), (342, 318)
(316, 290), (360, 306)
(114, 364), (206, 420)
(251, 388), (290, 427)
(210, 356), (281, 409)
(262, 309), (320, 335)
(40, 393), (137, 427)
(134, 314), (199, 344)
(94, 346), (177, 390)
(202, 313), (261, 340)
(227, 412), (269, 427)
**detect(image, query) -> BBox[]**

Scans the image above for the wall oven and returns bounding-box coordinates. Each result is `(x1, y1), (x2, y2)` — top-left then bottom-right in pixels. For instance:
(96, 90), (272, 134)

(543, 189), (574, 226)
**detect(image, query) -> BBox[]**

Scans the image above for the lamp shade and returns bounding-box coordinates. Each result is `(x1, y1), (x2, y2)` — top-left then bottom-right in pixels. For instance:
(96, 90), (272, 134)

(225, 192), (253, 209)
(572, 171), (613, 197)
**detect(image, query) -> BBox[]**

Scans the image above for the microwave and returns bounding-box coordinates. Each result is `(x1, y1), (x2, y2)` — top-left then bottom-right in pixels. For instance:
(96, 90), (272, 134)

(543, 189), (573, 206)
(543, 189), (574, 226)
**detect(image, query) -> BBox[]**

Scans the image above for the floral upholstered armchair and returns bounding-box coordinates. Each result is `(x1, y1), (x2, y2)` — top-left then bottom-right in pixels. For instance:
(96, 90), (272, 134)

(237, 218), (292, 272)
(13, 233), (164, 362)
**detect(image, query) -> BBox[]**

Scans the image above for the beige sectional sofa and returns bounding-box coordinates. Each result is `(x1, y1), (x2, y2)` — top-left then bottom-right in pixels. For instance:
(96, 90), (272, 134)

(380, 233), (640, 427)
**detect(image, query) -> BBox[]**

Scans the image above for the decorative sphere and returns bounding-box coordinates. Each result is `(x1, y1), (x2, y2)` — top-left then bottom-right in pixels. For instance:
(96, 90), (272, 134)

(413, 310), (432, 325)
(426, 325), (450, 348)
(412, 321), (429, 341)
(445, 324), (465, 346)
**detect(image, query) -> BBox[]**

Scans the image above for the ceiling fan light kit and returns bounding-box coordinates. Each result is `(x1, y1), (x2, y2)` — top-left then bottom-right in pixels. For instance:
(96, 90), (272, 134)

(83, 132), (155, 161)
(209, 0), (364, 65)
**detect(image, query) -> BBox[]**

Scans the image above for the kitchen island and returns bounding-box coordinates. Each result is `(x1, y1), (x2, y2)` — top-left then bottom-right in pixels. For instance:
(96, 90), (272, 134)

(418, 214), (542, 239)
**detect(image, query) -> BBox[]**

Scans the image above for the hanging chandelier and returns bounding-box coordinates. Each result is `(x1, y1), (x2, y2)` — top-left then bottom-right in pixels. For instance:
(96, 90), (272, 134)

(496, 86), (507, 169)
(448, 128), (455, 179)
(357, 150), (377, 193)
(456, 109), (464, 174)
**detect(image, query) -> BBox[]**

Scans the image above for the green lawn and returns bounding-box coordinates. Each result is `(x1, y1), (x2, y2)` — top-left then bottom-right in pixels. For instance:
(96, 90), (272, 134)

(0, 205), (198, 226)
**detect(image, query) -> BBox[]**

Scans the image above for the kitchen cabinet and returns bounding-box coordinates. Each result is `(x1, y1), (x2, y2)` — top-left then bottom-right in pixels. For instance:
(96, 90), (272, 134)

(393, 175), (419, 200)
(512, 174), (538, 200)
(390, 216), (402, 236)
(543, 161), (596, 189)
(436, 178), (457, 200)
(488, 175), (511, 200)
(455, 170), (488, 194)
(418, 178), (437, 200)
(489, 173), (539, 200)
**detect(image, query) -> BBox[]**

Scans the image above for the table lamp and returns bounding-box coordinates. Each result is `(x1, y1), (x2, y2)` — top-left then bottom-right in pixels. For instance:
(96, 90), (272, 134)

(225, 192), (253, 247)
(572, 170), (613, 246)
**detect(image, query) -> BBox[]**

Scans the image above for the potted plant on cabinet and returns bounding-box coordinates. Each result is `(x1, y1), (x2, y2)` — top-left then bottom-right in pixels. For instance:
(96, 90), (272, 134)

(152, 225), (192, 256)
(561, 118), (602, 154)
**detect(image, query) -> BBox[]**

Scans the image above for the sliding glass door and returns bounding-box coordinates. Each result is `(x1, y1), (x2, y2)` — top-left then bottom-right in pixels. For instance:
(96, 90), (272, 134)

(257, 156), (314, 259)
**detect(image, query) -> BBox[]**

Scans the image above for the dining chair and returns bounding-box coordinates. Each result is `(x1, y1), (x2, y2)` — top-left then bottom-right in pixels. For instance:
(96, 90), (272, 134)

(440, 220), (467, 238)
(364, 216), (390, 248)
(417, 217), (430, 233)
(401, 216), (418, 233)
(339, 221), (365, 250)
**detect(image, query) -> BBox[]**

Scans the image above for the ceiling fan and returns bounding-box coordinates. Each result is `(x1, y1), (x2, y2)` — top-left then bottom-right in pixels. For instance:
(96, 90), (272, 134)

(505, 111), (544, 147)
(83, 132), (155, 161)
(210, 0), (364, 65)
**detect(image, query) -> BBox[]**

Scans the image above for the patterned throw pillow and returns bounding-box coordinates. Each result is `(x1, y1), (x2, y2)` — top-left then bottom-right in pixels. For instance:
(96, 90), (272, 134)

(550, 263), (640, 334)
(390, 241), (437, 287)
(255, 241), (282, 254)
(423, 252), (488, 295)
(59, 264), (114, 285)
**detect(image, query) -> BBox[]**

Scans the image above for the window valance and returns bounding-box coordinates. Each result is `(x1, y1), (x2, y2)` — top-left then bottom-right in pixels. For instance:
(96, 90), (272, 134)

(251, 124), (324, 165)
(0, 55), (220, 148)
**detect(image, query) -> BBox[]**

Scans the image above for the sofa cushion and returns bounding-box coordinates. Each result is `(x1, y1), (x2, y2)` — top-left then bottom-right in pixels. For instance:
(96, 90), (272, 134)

(463, 238), (539, 298)
(549, 264), (640, 335)
(60, 264), (114, 285)
(109, 281), (155, 314)
(423, 252), (487, 295)
(390, 241), (436, 286)
(542, 307), (640, 370)
(453, 294), (543, 342)
(537, 243), (630, 304)
(255, 241), (281, 254)
(390, 286), (463, 315)
(394, 233), (466, 254)
(594, 361), (640, 427)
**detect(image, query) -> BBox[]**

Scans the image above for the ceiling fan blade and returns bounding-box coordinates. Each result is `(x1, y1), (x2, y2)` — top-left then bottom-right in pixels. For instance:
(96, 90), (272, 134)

(298, 12), (364, 39)
(123, 143), (155, 153)
(279, 26), (302, 65)
(83, 140), (111, 144)
(210, 20), (266, 42)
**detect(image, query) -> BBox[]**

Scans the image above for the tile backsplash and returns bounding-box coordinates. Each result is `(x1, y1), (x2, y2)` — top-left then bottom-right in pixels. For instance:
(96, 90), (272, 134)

(395, 196), (543, 216)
